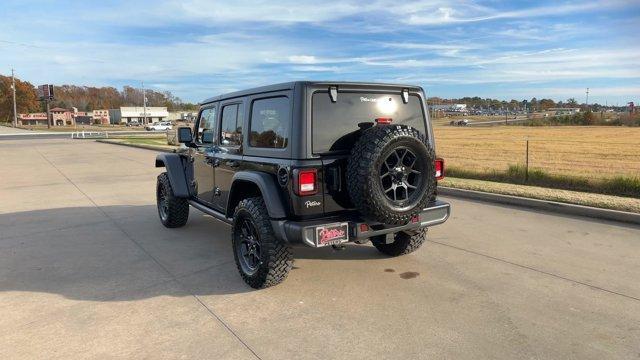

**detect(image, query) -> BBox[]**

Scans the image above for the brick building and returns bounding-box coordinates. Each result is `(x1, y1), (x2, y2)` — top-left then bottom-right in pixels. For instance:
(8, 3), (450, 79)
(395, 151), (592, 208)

(17, 113), (48, 126)
(91, 109), (110, 125)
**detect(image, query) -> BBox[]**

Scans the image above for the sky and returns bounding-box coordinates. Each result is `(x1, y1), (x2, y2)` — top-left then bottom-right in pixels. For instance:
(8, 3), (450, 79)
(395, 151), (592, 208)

(1, 0), (639, 105)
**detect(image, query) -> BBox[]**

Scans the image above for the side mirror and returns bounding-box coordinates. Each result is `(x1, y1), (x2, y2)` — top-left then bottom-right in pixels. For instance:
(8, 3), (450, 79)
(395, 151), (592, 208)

(177, 127), (193, 144)
(202, 130), (214, 144)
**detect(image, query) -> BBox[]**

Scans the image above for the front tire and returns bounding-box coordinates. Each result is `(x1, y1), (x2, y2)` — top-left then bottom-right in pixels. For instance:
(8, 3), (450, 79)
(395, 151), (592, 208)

(232, 197), (293, 289)
(371, 229), (427, 256)
(156, 172), (189, 228)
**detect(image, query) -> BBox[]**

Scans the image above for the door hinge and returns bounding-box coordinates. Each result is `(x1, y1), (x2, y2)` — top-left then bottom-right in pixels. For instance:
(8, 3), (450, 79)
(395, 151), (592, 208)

(214, 187), (221, 196)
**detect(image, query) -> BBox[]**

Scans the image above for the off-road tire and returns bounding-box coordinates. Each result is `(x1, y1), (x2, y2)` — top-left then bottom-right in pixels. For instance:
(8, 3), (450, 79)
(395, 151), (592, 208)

(347, 125), (436, 225)
(156, 172), (189, 228)
(232, 197), (293, 289)
(371, 229), (427, 256)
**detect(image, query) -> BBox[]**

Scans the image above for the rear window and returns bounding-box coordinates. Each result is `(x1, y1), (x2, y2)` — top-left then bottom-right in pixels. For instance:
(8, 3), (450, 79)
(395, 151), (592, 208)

(249, 97), (289, 149)
(312, 92), (426, 153)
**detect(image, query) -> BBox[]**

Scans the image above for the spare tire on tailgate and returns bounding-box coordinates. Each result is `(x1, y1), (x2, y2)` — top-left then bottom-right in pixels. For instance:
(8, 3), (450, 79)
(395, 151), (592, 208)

(347, 125), (436, 225)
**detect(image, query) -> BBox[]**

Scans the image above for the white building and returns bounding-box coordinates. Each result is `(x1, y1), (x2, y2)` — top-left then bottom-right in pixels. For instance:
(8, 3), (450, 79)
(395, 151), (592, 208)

(549, 108), (581, 115)
(168, 111), (197, 122)
(119, 107), (169, 124)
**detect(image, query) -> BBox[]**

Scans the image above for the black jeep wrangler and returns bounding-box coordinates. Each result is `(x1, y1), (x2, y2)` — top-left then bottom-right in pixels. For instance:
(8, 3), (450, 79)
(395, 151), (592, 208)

(155, 81), (450, 288)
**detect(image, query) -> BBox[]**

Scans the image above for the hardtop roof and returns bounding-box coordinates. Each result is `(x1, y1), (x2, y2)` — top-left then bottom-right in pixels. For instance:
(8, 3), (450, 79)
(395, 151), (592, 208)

(200, 81), (423, 105)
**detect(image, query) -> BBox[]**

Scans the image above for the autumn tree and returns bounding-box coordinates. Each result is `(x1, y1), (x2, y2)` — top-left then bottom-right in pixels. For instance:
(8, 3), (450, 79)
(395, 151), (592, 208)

(47, 84), (197, 112)
(0, 75), (40, 123)
(539, 98), (556, 110)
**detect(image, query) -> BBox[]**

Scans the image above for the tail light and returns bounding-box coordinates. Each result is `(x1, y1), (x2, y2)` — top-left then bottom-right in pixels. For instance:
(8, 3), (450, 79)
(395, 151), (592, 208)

(435, 158), (445, 180)
(375, 117), (393, 125)
(294, 169), (318, 196)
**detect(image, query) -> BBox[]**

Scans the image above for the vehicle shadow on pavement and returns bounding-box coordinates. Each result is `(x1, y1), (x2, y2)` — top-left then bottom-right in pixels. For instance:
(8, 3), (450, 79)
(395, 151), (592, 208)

(1, 205), (389, 301)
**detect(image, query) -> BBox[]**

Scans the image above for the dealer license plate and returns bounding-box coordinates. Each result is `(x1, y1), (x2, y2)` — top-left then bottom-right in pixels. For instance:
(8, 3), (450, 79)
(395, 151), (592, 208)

(315, 223), (349, 247)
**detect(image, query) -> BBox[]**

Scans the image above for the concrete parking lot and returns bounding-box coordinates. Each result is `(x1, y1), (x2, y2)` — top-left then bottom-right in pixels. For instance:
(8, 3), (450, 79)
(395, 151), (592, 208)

(1, 138), (639, 359)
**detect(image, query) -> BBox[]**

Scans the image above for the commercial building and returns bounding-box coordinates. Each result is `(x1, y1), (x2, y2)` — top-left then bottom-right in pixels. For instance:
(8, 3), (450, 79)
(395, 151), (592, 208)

(550, 108), (580, 115)
(50, 107), (74, 126)
(116, 107), (169, 124)
(91, 109), (110, 125)
(168, 111), (197, 122)
(17, 113), (48, 126)
(18, 107), (87, 127)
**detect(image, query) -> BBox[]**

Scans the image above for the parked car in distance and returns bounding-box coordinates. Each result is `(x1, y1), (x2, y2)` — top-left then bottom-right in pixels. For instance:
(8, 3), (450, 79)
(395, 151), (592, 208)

(155, 81), (450, 288)
(126, 120), (141, 127)
(449, 119), (469, 126)
(146, 121), (173, 131)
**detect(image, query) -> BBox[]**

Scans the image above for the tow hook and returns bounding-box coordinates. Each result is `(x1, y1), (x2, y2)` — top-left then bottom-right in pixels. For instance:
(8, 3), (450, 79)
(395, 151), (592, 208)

(332, 244), (347, 251)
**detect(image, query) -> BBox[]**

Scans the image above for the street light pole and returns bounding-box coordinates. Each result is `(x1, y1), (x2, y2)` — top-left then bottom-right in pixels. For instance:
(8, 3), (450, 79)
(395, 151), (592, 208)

(142, 81), (147, 125)
(11, 68), (18, 127)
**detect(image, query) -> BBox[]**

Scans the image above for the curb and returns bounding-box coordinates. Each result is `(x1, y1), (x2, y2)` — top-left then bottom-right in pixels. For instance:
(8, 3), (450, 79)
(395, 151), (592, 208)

(96, 139), (176, 153)
(439, 186), (640, 226)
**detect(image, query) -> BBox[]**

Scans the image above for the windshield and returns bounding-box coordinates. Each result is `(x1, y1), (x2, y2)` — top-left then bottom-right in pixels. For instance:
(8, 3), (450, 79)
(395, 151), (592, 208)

(312, 92), (426, 154)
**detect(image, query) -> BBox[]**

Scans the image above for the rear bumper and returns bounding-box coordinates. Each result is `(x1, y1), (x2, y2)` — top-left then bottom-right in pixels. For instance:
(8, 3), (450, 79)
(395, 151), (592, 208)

(271, 200), (450, 248)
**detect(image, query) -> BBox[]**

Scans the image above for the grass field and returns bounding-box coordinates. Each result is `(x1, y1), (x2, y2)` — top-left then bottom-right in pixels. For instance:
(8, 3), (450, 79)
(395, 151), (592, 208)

(434, 126), (640, 197)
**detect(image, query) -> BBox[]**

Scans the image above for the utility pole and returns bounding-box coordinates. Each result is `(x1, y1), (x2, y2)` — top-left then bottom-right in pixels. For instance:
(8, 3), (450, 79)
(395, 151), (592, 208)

(585, 88), (590, 109)
(11, 69), (18, 127)
(46, 98), (51, 129)
(142, 81), (147, 125)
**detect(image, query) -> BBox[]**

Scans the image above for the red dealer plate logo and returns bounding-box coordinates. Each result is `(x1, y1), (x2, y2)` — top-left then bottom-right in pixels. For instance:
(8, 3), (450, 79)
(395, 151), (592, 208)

(315, 223), (349, 247)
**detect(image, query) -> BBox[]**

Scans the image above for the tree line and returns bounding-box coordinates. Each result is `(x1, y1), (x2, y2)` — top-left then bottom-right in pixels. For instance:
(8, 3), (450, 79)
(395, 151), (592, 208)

(0, 75), (198, 123)
(427, 96), (616, 112)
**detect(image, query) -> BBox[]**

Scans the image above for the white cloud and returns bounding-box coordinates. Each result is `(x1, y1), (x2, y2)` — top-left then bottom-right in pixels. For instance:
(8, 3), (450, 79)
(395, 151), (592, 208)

(288, 55), (317, 64)
(401, 1), (611, 26)
(63, 0), (631, 29)
(2, 0), (638, 103)
(291, 65), (341, 72)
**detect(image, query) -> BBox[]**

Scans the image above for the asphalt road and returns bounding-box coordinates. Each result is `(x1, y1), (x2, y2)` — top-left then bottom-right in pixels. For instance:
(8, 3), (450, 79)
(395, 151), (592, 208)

(1, 139), (639, 359)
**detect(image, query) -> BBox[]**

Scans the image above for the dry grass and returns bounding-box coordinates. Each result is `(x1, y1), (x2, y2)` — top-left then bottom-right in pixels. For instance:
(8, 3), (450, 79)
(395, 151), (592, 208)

(440, 177), (640, 213)
(434, 126), (640, 180)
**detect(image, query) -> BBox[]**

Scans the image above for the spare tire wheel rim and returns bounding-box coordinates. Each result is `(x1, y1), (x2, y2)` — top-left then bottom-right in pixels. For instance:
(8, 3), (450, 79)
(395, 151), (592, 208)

(378, 144), (426, 210)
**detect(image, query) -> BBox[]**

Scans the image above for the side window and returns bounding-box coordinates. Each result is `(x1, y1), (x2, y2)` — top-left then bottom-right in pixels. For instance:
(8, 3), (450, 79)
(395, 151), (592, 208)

(197, 106), (217, 144)
(220, 103), (243, 146)
(249, 97), (289, 148)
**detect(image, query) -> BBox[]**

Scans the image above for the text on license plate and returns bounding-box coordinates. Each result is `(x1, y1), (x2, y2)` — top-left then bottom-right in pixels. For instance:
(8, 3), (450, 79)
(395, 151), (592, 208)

(315, 223), (349, 247)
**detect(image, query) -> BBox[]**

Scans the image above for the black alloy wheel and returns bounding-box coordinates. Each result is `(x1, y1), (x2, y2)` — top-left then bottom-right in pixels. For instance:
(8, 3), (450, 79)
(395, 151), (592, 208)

(236, 216), (262, 276)
(379, 146), (424, 205)
(156, 172), (189, 228)
(231, 197), (293, 288)
(157, 184), (169, 222)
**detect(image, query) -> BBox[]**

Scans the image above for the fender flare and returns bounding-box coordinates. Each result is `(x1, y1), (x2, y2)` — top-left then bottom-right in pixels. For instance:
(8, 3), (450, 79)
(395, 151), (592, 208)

(155, 153), (190, 198)
(229, 171), (287, 219)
